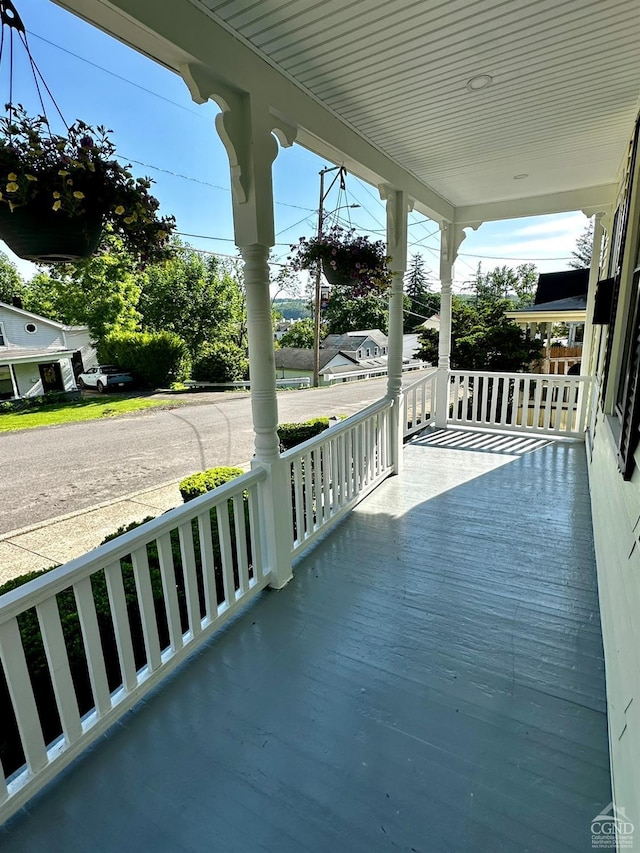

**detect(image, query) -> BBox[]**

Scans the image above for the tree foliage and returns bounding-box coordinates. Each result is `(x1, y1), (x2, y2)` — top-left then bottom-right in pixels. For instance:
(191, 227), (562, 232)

(139, 246), (246, 358)
(97, 330), (189, 388)
(22, 234), (141, 339)
(469, 263), (538, 309)
(324, 285), (389, 334)
(404, 253), (439, 331)
(191, 340), (249, 383)
(278, 318), (316, 349)
(415, 296), (542, 372)
(0, 252), (26, 305)
(568, 220), (593, 270)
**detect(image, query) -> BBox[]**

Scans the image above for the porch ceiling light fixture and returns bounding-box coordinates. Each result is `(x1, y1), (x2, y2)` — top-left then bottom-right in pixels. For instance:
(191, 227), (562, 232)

(513, 173), (529, 180)
(466, 74), (493, 92)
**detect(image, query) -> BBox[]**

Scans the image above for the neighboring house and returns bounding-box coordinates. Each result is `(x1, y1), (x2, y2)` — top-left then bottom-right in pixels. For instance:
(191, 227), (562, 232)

(274, 347), (358, 384)
(506, 269), (589, 373)
(321, 329), (389, 361)
(0, 301), (95, 399)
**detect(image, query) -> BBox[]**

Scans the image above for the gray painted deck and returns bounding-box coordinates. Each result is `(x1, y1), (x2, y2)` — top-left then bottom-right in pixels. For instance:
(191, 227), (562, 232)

(0, 430), (610, 852)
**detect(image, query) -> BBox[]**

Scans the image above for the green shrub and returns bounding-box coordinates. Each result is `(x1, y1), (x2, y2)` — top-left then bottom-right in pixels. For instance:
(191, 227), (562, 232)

(278, 417), (330, 450)
(191, 340), (248, 383)
(97, 330), (190, 389)
(179, 466), (245, 502)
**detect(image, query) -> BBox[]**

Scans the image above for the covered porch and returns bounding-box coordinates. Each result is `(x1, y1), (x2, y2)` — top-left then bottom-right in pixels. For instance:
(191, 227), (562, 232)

(0, 431), (609, 852)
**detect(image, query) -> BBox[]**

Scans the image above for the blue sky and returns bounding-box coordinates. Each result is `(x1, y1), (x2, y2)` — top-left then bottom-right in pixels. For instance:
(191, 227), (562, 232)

(7, 0), (589, 291)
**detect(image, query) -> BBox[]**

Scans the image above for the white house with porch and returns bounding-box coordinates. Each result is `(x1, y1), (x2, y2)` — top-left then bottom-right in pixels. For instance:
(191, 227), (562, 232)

(1, 0), (640, 849)
(0, 301), (94, 398)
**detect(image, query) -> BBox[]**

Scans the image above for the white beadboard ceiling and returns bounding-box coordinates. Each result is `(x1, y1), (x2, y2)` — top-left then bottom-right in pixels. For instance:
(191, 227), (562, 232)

(56, 0), (639, 218)
(196, 0), (639, 209)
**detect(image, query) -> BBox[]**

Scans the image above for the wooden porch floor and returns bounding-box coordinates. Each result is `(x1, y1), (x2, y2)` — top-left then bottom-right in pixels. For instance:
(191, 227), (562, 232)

(0, 430), (610, 852)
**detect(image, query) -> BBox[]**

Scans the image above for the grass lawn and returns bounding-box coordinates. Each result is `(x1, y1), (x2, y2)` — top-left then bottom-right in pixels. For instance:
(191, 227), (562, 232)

(0, 396), (181, 432)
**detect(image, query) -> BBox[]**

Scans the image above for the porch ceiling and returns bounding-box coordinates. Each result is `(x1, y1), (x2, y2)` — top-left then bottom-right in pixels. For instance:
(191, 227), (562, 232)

(55, 0), (639, 221)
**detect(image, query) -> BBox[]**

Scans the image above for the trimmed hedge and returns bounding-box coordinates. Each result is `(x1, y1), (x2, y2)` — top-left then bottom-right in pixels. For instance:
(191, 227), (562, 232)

(179, 466), (245, 502)
(97, 330), (190, 389)
(191, 340), (248, 383)
(278, 417), (330, 450)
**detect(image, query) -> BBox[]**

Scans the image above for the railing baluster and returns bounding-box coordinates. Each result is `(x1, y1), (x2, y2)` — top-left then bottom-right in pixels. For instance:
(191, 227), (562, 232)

(304, 450), (314, 534)
(216, 501), (236, 607)
(489, 376), (499, 424)
(233, 494), (250, 595)
(292, 457), (304, 545)
(322, 443), (332, 523)
(157, 532), (183, 653)
(247, 485), (264, 582)
(0, 618), (48, 774)
(104, 561), (138, 693)
(36, 597), (82, 745)
(131, 546), (162, 673)
(197, 509), (217, 615)
(480, 375), (489, 424)
(542, 380), (554, 432)
(554, 379), (567, 434)
(331, 433), (340, 514)
(532, 377), (542, 430)
(73, 576), (111, 717)
(178, 521), (202, 638)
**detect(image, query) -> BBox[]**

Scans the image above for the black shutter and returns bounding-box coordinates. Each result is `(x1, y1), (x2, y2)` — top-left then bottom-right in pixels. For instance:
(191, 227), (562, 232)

(618, 272), (640, 479)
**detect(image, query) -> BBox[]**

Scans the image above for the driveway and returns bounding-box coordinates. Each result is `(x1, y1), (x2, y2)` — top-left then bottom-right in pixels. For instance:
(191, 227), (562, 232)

(0, 373), (428, 535)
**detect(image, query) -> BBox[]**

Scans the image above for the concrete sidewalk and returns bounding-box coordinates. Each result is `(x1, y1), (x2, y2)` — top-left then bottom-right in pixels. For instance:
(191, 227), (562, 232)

(0, 481), (183, 586)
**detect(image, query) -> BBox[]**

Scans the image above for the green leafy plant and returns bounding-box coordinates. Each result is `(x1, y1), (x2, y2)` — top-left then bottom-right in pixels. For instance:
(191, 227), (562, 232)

(0, 104), (175, 262)
(278, 417), (330, 450)
(289, 225), (392, 296)
(179, 466), (245, 502)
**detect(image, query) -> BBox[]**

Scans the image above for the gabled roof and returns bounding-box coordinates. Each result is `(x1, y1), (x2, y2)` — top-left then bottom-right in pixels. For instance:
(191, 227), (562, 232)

(534, 269), (589, 305)
(0, 301), (87, 332)
(275, 347), (358, 371)
(321, 330), (388, 351)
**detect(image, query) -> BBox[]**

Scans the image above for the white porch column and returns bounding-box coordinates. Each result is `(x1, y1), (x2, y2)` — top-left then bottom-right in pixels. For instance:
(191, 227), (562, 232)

(182, 67), (297, 588)
(381, 186), (412, 473)
(435, 222), (466, 428)
(581, 213), (605, 378)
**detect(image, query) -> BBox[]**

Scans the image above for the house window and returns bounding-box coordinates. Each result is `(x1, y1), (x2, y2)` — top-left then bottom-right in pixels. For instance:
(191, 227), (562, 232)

(366, 348), (371, 357)
(0, 365), (12, 399)
(24, 322), (37, 334)
(0, 323), (5, 347)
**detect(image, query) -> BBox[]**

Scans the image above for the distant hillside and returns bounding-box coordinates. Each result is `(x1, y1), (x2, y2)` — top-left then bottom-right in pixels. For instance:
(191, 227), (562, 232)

(273, 298), (311, 319)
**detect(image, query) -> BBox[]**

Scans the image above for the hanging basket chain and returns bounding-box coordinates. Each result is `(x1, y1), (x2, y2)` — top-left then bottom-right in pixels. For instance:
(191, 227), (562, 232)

(0, 0), (68, 134)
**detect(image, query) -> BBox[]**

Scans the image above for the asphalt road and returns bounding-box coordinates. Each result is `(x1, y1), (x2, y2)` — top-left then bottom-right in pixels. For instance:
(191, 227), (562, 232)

(1, 372), (428, 535)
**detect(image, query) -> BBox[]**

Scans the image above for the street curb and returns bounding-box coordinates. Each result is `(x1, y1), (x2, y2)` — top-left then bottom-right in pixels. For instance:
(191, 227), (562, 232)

(0, 478), (183, 544)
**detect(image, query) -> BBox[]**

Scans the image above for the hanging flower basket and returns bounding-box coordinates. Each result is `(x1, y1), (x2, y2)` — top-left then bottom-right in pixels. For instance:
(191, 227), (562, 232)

(0, 105), (175, 264)
(321, 262), (358, 288)
(289, 225), (392, 296)
(0, 197), (103, 262)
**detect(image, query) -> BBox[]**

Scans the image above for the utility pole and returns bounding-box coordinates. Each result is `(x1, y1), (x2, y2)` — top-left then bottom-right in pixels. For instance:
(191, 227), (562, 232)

(312, 165), (349, 387)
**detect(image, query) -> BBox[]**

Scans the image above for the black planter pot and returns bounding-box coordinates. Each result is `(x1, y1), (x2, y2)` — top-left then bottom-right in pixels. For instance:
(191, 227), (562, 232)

(0, 202), (103, 262)
(322, 262), (357, 288)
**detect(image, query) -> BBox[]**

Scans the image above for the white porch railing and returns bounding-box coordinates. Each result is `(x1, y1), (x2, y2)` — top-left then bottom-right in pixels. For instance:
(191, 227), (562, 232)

(402, 367), (437, 439)
(283, 398), (394, 556)
(0, 400), (397, 824)
(0, 469), (270, 822)
(0, 367), (591, 823)
(448, 371), (591, 438)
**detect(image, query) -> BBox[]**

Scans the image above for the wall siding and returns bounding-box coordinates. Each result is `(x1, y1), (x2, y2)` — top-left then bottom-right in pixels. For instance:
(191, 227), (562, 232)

(589, 416), (640, 828)
(0, 308), (65, 351)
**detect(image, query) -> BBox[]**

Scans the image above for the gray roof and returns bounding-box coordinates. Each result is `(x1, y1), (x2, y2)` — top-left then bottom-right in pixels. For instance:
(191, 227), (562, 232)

(511, 295), (587, 314)
(321, 330), (388, 351)
(274, 348), (358, 370)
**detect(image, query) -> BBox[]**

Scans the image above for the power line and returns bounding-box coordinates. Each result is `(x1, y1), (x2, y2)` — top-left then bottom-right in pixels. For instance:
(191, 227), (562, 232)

(27, 30), (204, 118)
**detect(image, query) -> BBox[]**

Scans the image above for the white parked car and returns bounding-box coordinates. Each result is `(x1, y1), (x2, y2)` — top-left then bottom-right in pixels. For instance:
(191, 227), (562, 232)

(77, 365), (134, 393)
